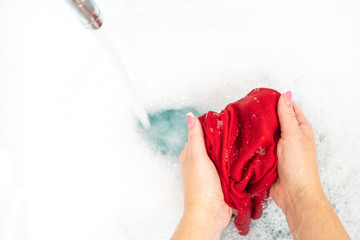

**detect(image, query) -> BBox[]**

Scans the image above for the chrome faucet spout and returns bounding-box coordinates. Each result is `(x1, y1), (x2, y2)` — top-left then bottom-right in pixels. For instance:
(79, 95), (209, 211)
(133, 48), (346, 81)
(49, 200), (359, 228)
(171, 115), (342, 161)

(65, 0), (103, 30)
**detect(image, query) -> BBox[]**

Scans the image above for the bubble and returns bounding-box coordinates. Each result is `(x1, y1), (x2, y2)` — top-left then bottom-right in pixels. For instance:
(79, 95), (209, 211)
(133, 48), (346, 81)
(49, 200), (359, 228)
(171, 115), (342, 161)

(140, 108), (201, 156)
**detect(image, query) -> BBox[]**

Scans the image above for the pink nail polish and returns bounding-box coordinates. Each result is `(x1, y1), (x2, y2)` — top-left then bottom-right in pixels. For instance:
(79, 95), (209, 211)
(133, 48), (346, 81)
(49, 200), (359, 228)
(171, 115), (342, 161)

(284, 91), (292, 104)
(186, 113), (195, 129)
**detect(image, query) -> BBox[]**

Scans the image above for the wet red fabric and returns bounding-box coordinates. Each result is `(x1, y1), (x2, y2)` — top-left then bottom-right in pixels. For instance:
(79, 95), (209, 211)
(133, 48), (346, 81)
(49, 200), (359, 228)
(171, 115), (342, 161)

(198, 88), (281, 235)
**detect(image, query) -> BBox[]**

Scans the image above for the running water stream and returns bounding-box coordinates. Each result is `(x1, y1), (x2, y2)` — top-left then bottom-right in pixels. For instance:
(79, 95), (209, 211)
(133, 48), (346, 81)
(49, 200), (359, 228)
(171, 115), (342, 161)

(93, 26), (151, 129)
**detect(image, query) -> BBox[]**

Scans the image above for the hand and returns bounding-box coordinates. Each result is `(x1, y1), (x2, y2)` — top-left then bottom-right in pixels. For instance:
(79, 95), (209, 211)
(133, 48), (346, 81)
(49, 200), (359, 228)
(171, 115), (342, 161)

(270, 91), (350, 240)
(270, 91), (323, 213)
(171, 113), (232, 240)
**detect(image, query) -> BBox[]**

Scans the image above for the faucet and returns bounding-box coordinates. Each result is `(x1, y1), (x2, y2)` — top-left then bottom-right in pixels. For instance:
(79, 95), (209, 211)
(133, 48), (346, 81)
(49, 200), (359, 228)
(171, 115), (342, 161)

(65, 0), (103, 30)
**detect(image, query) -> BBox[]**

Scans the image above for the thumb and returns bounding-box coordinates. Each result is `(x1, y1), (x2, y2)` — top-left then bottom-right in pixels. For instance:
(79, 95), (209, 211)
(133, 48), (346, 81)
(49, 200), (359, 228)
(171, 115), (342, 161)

(270, 180), (281, 208)
(186, 113), (208, 158)
(270, 180), (288, 211)
(277, 91), (300, 138)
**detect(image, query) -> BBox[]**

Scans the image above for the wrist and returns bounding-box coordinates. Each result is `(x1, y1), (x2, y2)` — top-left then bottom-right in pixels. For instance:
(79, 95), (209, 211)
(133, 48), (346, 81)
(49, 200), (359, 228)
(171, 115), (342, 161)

(182, 205), (223, 240)
(282, 183), (329, 231)
(283, 182), (325, 213)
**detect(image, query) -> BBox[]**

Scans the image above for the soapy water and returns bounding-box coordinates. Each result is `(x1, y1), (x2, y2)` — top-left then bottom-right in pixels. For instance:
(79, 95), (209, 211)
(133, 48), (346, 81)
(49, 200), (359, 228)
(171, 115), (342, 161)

(221, 199), (291, 239)
(140, 108), (201, 156)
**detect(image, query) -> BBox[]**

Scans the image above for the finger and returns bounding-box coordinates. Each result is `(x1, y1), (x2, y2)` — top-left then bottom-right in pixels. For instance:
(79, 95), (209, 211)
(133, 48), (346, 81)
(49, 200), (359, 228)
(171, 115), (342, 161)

(270, 180), (284, 210)
(277, 91), (300, 139)
(292, 103), (314, 139)
(270, 180), (278, 200)
(186, 113), (208, 158)
(292, 103), (309, 126)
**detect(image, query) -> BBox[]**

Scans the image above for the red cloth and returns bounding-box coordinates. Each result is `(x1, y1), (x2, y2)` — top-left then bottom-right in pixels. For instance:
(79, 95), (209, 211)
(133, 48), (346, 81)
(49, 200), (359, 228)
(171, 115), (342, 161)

(198, 88), (281, 235)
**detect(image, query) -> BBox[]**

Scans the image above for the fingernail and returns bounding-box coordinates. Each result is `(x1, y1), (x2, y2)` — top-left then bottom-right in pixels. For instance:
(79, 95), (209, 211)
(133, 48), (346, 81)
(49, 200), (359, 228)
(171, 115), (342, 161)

(186, 112), (195, 129)
(284, 91), (292, 104)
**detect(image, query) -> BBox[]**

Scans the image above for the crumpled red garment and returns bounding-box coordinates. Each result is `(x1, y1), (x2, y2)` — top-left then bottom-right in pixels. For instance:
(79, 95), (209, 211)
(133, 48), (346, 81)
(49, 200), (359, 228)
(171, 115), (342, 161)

(198, 88), (281, 235)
